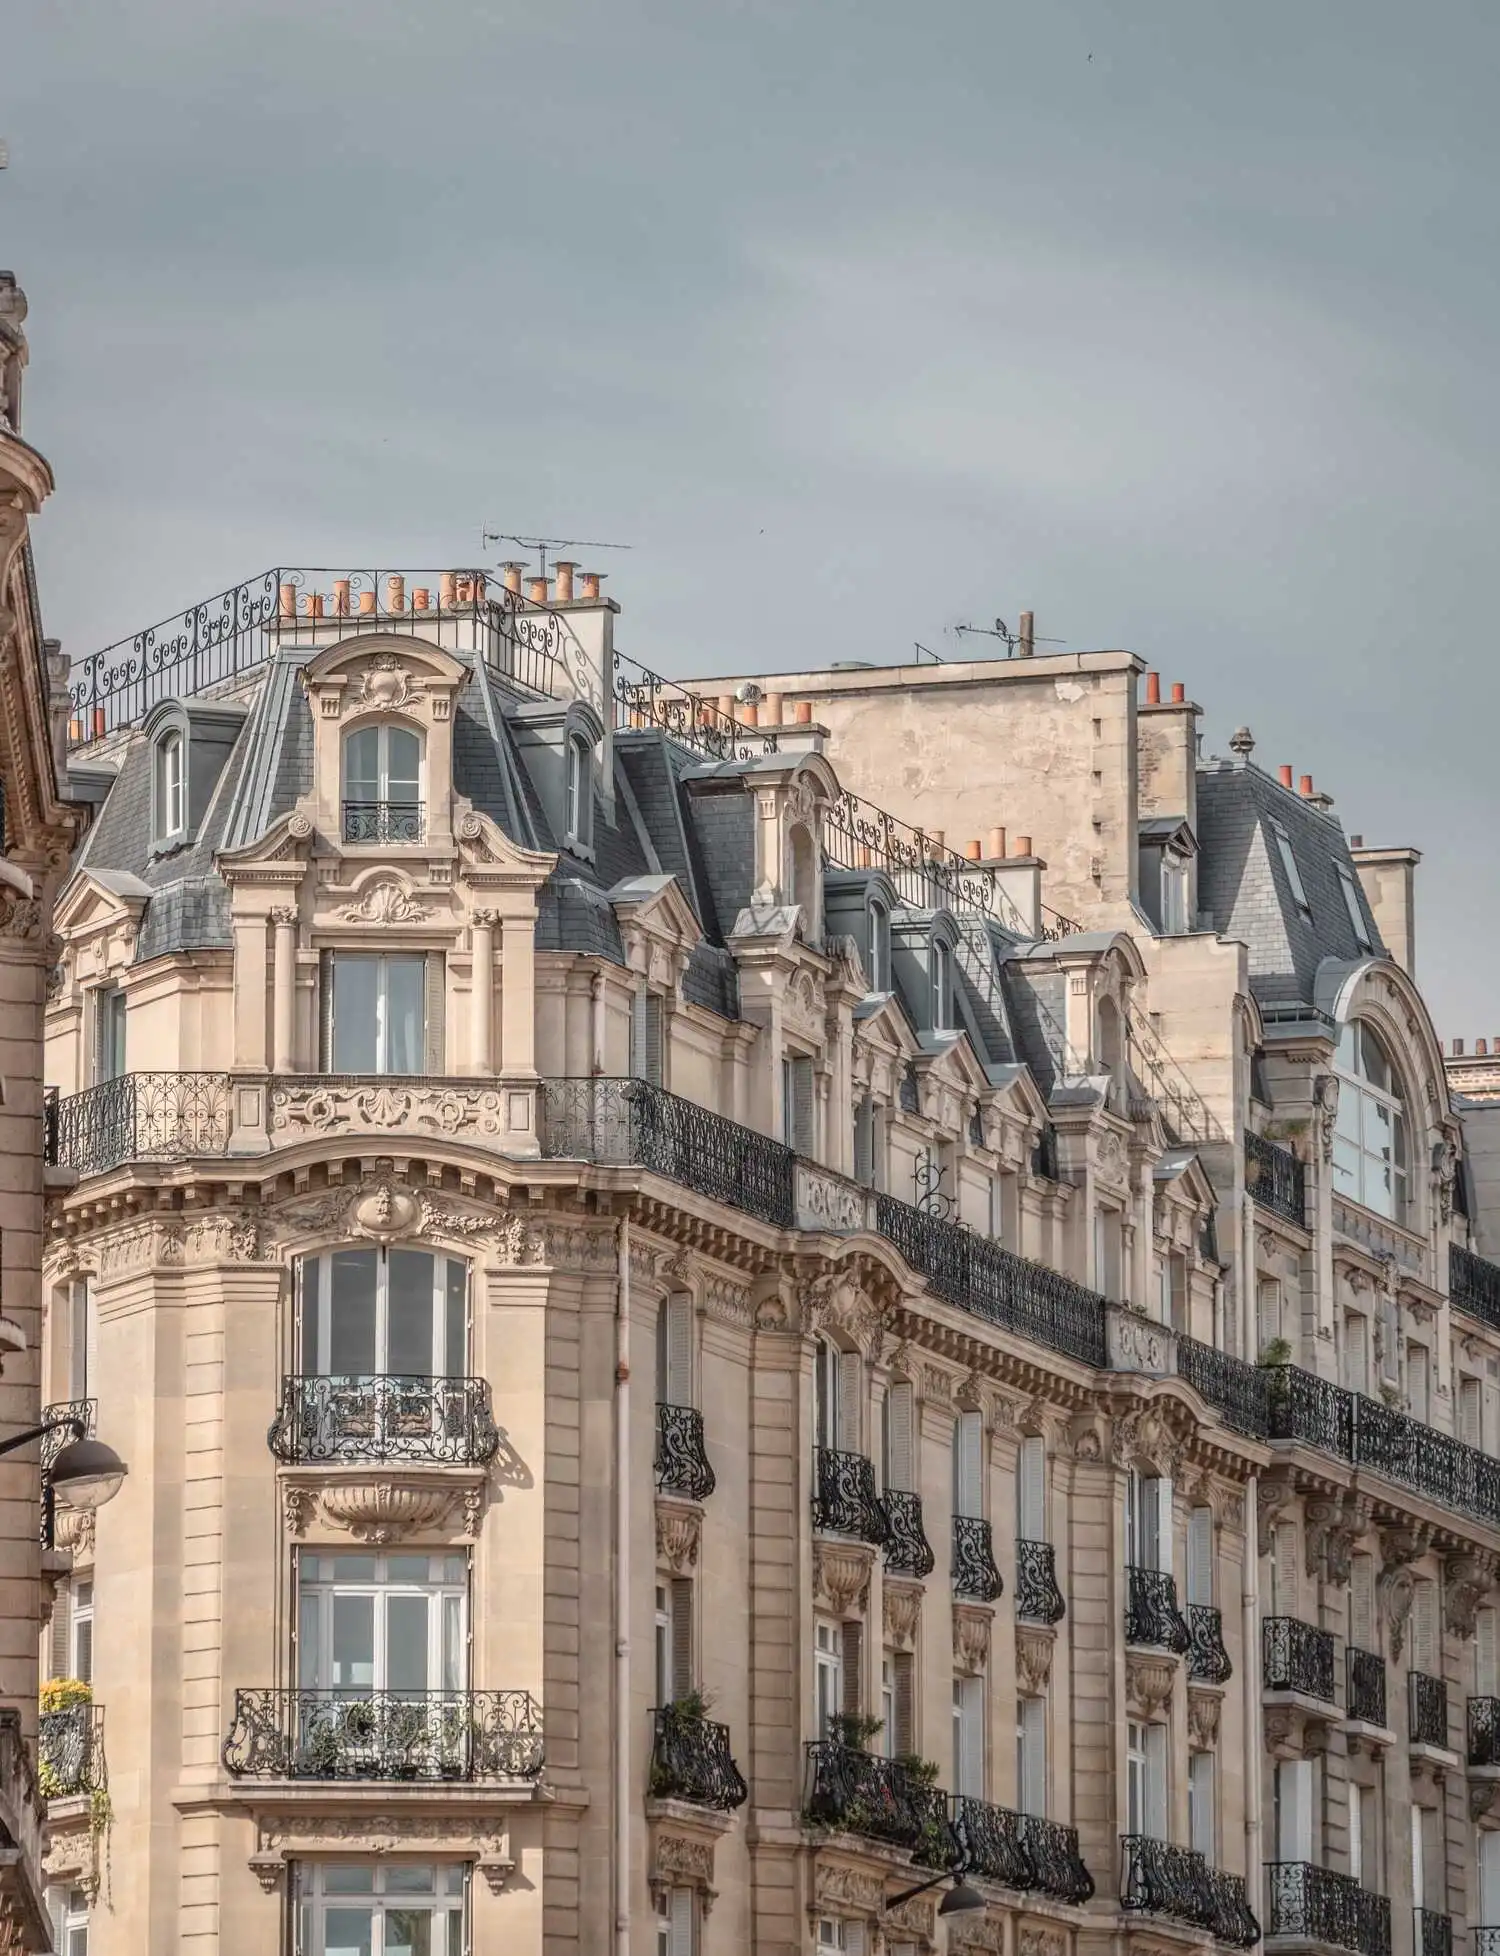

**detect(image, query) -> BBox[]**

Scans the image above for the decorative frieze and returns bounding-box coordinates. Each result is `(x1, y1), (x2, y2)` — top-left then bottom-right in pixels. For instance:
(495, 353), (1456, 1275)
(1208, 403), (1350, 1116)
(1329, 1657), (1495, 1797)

(249, 1810), (515, 1896)
(281, 1472), (483, 1544)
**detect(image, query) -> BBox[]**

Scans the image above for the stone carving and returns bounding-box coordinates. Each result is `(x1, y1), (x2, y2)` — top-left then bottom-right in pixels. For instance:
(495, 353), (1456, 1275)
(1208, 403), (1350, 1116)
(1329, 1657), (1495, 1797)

(1446, 1552), (1498, 1639)
(270, 1080), (505, 1140)
(1108, 1308), (1175, 1377)
(923, 1365), (955, 1405)
(1065, 1411), (1104, 1462)
(1257, 1475), (1297, 1558)
(703, 1276), (753, 1328)
(1313, 1074), (1340, 1165)
(814, 1542), (873, 1617)
(883, 1581), (922, 1650)
(1126, 1653), (1177, 1719)
(1305, 1493), (1371, 1588)
(52, 1506), (94, 1557)
(1187, 1688), (1222, 1749)
(804, 1273), (885, 1355)
(357, 653), (416, 710)
(1016, 1625), (1055, 1696)
(336, 879), (428, 925)
(656, 1502), (702, 1573)
(283, 1484), (313, 1536)
(251, 1809), (511, 1894)
(653, 1830), (717, 1913)
(812, 1860), (884, 1915)
(1015, 1928), (1065, 1956)
(1472, 1782), (1500, 1826)
(314, 1479), (469, 1544)
(885, 1891), (938, 1940)
(1110, 1401), (1194, 1475)
(953, 1604), (991, 1676)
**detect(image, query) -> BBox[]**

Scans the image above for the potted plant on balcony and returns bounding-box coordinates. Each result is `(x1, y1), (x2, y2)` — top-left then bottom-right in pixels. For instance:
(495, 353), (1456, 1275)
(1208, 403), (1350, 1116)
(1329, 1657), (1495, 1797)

(38, 1678), (92, 1800)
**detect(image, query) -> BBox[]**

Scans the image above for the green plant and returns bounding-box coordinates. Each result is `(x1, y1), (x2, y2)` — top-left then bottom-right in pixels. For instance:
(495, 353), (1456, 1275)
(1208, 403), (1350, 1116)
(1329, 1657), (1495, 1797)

(1379, 1382), (1402, 1408)
(88, 1784), (111, 1839)
(40, 1678), (92, 1714)
(826, 1711), (884, 1751)
(893, 1753), (940, 1786)
(1257, 1338), (1293, 1368)
(667, 1688), (714, 1723)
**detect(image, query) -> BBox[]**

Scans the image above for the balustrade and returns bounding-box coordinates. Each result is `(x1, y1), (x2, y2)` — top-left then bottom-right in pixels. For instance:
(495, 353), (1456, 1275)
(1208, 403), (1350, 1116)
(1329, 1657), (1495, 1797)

(1415, 1910), (1452, 1956)
(1452, 1243), (1500, 1334)
(1246, 1132), (1307, 1227)
(267, 1375), (499, 1467)
(1125, 1567), (1189, 1653)
(38, 1701), (104, 1802)
(879, 1489), (935, 1579)
(1120, 1836), (1259, 1947)
(1263, 1617), (1335, 1703)
(221, 1688), (543, 1782)
(803, 1741), (956, 1866)
(647, 1704), (747, 1811)
(1266, 1861), (1390, 1956)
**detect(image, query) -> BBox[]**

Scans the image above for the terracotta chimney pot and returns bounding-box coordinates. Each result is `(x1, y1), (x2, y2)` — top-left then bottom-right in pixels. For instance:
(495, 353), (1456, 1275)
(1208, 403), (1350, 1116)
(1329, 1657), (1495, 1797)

(988, 826), (1006, 859)
(794, 701), (812, 725)
(1278, 764), (1294, 788)
(358, 590), (377, 616)
(963, 839), (982, 861)
(1454, 1038), (1466, 1056)
(386, 576), (405, 614)
(528, 578), (550, 605)
(413, 587), (429, 611)
(1171, 682), (1186, 704)
(68, 717), (82, 743)
(92, 709), (106, 739)
(1145, 672), (1161, 704)
(1480, 1039), (1490, 1056)
(333, 578), (351, 616)
(279, 582), (297, 618)
(439, 573), (456, 609)
(1013, 835), (1033, 857)
(580, 571), (603, 601)
(554, 561), (577, 602)
(717, 695), (735, 720)
(1299, 774), (1314, 798)
(309, 592), (325, 619)
(502, 562), (525, 595)
(764, 691), (784, 726)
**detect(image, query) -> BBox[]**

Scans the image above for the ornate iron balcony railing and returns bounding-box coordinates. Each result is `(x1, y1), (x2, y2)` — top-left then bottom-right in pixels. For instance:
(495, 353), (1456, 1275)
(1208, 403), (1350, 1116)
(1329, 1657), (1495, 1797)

(1125, 1567), (1189, 1653)
(952, 1516), (1004, 1602)
(647, 1704), (747, 1812)
(1347, 1647), (1387, 1728)
(38, 1701), (105, 1802)
(46, 1071), (232, 1176)
(812, 1449), (890, 1547)
(1176, 1335), (1269, 1439)
(342, 798), (425, 844)
(1469, 1696), (1500, 1766)
(267, 1375), (500, 1467)
(1186, 1603), (1232, 1685)
(654, 1403), (715, 1501)
(1409, 1672), (1449, 1749)
(803, 1741), (957, 1866)
(1207, 1868), (1263, 1949)
(1018, 1815), (1096, 1905)
(1475, 1928), (1500, 1956)
(1262, 1616), (1335, 1702)
(1266, 1862), (1391, 1956)
(1246, 1131), (1307, 1228)
(222, 1688), (544, 1782)
(879, 1489), (935, 1579)
(39, 1398), (97, 1548)
(614, 650), (778, 764)
(1016, 1540), (1065, 1624)
(1452, 1244), (1500, 1334)
(1120, 1836), (1258, 1946)
(950, 1795), (1031, 1887)
(1415, 1910), (1452, 1956)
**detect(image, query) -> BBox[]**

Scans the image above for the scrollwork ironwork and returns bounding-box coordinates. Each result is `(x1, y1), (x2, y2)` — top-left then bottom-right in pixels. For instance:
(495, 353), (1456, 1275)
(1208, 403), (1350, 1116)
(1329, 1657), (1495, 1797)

(952, 1516), (1003, 1603)
(38, 1701), (105, 1802)
(648, 1703), (748, 1811)
(50, 1072), (232, 1177)
(1246, 1131), (1307, 1228)
(1177, 1335), (1268, 1438)
(1347, 1647), (1387, 1728)
(1018, 1814), (1096, 1904)
(267, 1375), (500, 1467)
(879, 1488), (935, 1578)
(812, 1448), (889, 1547)
(655, 1403), (716, 1502)
(1469, 1695), (1500, 1766)
(1416, 1911), (1453, 1956)
(613, 649), (777, 763)
(1016, 1539), (1066, 1624)
(1121, 1835), (1259, 1945)
(1409, 1671), (1448, 1748)
(803, 1741), (957, 1866)
(1266, 1861), (1391, 1956)
(342, 799), (425, 844)
(1125, 1567), (1189, 1653)
(1262, 1615), (1335, 1702)
(1186, 1603), (1231, 1685)
(221, 1687), (544, 1782)
(1452, 1243), (1500, 1333)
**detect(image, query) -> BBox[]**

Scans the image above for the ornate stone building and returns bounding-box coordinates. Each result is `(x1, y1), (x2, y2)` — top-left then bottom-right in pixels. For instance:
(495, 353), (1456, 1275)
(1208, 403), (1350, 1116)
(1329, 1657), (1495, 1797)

(34, 566), (1500, 1956)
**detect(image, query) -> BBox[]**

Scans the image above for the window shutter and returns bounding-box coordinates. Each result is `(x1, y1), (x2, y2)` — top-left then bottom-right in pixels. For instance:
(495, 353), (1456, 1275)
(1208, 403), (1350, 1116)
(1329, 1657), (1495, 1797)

(73, 1585), (93, 1684)
(1187, 1505), (1213, 1607)
(644, 993), (665, 1088)
(1480, 1827), (1500, 1924)
(1019, 1694), (1047, 1816)
(1125, 1472), (1141, 1566)
(841, 1621), (863, 1717)
(1017, 1436), (1046, 1542)
(1189, 1750), (1215, 1859)
(1478, 1609), (1498, 1698)
(630, 987), (648, 1079)
(670, 1578), (694, 1702)
(886, 1384), (913, 1494)
(1462, 1377), (1483, 1449)
(1144, 1723), (1168, 1840)
(837, 1352), (862, 1454)
(1154, 1476), (1173, 1576)
(298, 1256), (319, 1374)
(1277, 1759), (1313, 1862)
(954, 1411), (983, 1520)
(792, 1056), (815, 1156)
(318, 949), (335, 1070)
(854, 1098), (874, 1186)
(1411, 1806), (1426, 1911)
(664, 1295), (693, 1407)
(1414, 1582), (1437, 1676)
(1351, 1555), (1375, 1652)
(669, 1885), (695, 1956)
(1272, 1522), (1298, 1618)
(844, 1926), (866, 1956)
(1346, 1315), (1369, 1394)
(1348, 1781), (1364, 1883)
(1257, 1280), (1281, 1355)
(893, 1651), (914, 1755)
(48, 1582), (68, 1681)
(423, 953), (445, 1075)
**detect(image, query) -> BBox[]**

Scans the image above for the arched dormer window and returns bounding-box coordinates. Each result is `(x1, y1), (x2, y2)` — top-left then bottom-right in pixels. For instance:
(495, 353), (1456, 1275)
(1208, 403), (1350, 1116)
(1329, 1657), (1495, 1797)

(788, 822), (819, 937)
(154, 728), (185, 845)
(566, 732), (594, 852)
(343, 723), (423, 843)
(933, 935), (954, 1032)
(867, 896), (890, 993)
(1332, 1020), (1409, 1223)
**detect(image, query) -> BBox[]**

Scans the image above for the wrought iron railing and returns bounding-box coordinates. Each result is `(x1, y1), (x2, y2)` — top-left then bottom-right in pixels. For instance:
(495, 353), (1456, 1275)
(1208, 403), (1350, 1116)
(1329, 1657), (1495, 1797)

(821, 790), (1031, 934)
(1121, 1836), (1259, 1946)
(221, 1688), (544, 1781)
(1346, 1648), (1387, 1728)
(266, 1375), (500, 1467)
(1266, 1863), (1390, 1956)
(1246, 1132), (1307, 1228)
(1207, 1868), (1263, 1949)
(1018, 1815), (1096, 1905)
(1409, 1672), (1449, 1749)
(39, 1398), (97, 1548)
(1177, 1337), (1269, 1438)
(1415, 1910), (1452, 1956)
(950, 1795), (1032, 1887)
(1469, 1696), (1500, 1766)
(812, 1449), (890, 1547)
(46, 1071), (233, 1175)
(952, 1516), (1004, 1602)
(647, 1704), (748, 1811)
(1262, 1616), (1335, 1702)
(38, 1702), (105, 1801)
(1016, 1540), (1065, 1624)
(879, 1488), (935, 1579)
(1476, 1929), (1500, 1956)
(342, 799), (425, 844)
(1125, 1567), (1189, 1653)
(613, 650), (777, 764)
(1186, 1603), (1232, 1685)
(802, 1741), (957, 1866)
(1452, 1243), (1500, 1334)
(654, 1403), (716, 1501)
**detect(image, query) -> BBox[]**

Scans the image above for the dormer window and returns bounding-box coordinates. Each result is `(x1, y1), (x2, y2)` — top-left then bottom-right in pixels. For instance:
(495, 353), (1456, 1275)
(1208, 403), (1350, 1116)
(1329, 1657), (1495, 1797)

(566, 733), (594, 852)
(933, 936), (954, 1032)
(343, 724), (423, 844)
(154, 729), (185, 844)
(867, 897), (889, 993)
(1337, 866), (1373, 952)
(1161, 852), (1189, 934)
(1269, 818), (1310, 917)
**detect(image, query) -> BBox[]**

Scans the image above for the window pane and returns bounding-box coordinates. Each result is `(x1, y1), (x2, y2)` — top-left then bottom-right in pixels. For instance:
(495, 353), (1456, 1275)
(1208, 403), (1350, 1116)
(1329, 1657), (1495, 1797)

(331, 1595), (376, 1688)
(383, 958), (426, 1075)
(445, 1261), (466, 1376)
(329, 1250), (379, 1375)
(387, 1250), (436, 1375)
(383, 1912), (433, 1956)
(323, 1910), (375, 1956)
(442, 1595), (462, 1692)
(325, 1867), (377, 1895)
(385, 1867), (437, 1895)
(385, 1594), (431, 1693)
(345, 728), (380, 800)
(333, 957), (381, 1073)
(386, 728), (421, 801)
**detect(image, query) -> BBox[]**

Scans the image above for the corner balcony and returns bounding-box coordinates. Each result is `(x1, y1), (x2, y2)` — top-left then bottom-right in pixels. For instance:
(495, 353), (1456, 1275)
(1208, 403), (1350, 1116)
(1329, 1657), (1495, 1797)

(1262, 1617), (1335, 1705)
(1345, 1648), (1389, 1734)
(1016, 1540), (1066, 1624)
(952, 1516), (1003, 1603)
(648, 1703), (748, 1813)
(878, 1489), (935, 1579)
(1408, 1672), (1451, 1755)
(802, 1741), (956, 1867)
(1125, 1567), (1189, 1653)
(1266, 1862), (1391, 1956)
(950, 1798), (1093, 1903)
(812, 1449), (890, 1548)
(268, 1375), (500, 1467)
(1246, 1132), (1308, 1229)
(654, 1404), (715, 1502)
(1186, 1604), (1231, 1685)
(1451, 1242), (1500, 1335)
(1121, 1836), (1259, 1947)
(222, 1688), (544, 1783)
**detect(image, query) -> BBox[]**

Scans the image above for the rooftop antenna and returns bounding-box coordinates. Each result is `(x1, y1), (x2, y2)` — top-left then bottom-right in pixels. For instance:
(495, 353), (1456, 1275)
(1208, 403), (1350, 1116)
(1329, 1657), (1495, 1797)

(482, 531), (633, 580)
(954, 612), (1065, 657)
(913, 641), (944, 664)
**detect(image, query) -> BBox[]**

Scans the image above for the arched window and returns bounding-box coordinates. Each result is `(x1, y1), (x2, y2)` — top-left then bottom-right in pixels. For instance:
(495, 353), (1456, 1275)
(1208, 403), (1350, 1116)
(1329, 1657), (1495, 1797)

(154, 728), (185, 843)
(343, 723), (422, 842)
(1332, 1021), (1409, 1222)
(867, 897), (889, 993)
(933, 936), (953, 1031)
(566, 733), (593, 850)
(789, 823), (817, 923)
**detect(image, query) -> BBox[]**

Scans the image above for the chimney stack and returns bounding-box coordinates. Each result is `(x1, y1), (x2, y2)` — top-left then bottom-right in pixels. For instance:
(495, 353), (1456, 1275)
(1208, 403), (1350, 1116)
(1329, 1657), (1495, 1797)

(580, 571), (603, 601)
(1170, 682), (1186, 704)
(1145, 673), (1161, 704)
(1278, 765), (1294, 788)
(501, 562), (525, 595)
(1299, 775), (1314, 798)
(554, 561), (577, 603)
(1018, 611), (1035, 658)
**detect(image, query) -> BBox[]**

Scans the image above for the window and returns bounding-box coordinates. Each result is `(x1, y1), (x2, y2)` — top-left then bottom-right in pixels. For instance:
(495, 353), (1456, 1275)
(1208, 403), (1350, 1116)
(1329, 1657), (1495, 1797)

(1477, 1608), (1498, 1698)
(1188, 1750), (1216, 1859)
(1351, 1555), (1376, 1655)
(1186, 1506), (1214, 1609)
(933, 937), (953, 1032)
(1095, 1209), (1123, 1298)
(1161, 853), (1189, 935)
(299, 1248), (468, 1377)
(1257, 1277), (1283, 1359)
(817, 1923), (867, 1954)
(323, 952), (433, 1075)
(1411, 1581), (1439, 1680)
(1017, 1694), (1047, 1816)
(1270, 1521), (1298, 1618)
(67, 1278), (96, 1402)
(881, 1383), (914, 1493)
(1461, 1376), (1483, 1450)
(656, 1888), (696, 1956)
(154, 729), (185, 843)
(853, 1094), (877, 1187)
(1343, 1314), (1370, 1395)
(657, 1294), (693, 1409)
(1408, 1343), (1431, 1424)
(1332, 1021), (1409, 1223)
(814, 1622), (843, 1738)
(1125, 1470), (1171, 1573)
(630, 987), (665, 1088)
(1156, 1251), (1187, 1330)
(814, 1340), (861, 1454)
(565, 734), (593, 851)
(1411, 1806), (1430, 1913)
(297, 1862), (465, 1956)
(880, 1650), (913, 1757)
(655, 1577), (693, 1706)
(1350, 1780), (1378, 1886)
(343, 723), (422, 842)
(1274, 1758), (1316, 1862)
(953, 1675), (984, 1798)
(1338, 866), (1373, 952)
(783, 1053), (815, 1154)
(867, 899), (889, 993)
(1480, 1828), (1500, 1928)
(92, 986), (126, 1084)
(46, 1888), (89, 1956)
(297, 1550), (466, 1695)
(70, 1580), (93, 1685)
(1127, 1721), (1167, 1839)
(1017, 1435), (1047, 1544)
(1270, 818), (1311, 915)
(952, 1410), (984, 1521)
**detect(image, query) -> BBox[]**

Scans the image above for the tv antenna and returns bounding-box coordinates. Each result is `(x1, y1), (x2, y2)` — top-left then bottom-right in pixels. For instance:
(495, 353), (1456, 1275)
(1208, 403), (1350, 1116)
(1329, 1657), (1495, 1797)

(481, 531), (633, 580)
(954, 614), (1065, 656)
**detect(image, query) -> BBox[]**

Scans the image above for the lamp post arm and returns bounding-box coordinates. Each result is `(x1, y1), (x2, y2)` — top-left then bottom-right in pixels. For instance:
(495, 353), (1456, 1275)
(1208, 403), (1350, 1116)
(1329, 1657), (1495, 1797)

(0, 1415), (83, 1460)
(883, 1871), (947, 1911)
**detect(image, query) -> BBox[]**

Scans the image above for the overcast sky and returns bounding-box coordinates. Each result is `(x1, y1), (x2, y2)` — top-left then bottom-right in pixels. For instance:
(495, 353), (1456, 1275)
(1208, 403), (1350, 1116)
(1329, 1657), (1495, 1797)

(5, 1), (1498, 1037)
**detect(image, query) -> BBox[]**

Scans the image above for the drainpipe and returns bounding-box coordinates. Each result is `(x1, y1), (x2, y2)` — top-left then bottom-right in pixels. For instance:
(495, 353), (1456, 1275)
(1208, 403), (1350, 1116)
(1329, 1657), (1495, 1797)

(1244, 1474), (1264, 1928)
(615, 1215), (632, 1956)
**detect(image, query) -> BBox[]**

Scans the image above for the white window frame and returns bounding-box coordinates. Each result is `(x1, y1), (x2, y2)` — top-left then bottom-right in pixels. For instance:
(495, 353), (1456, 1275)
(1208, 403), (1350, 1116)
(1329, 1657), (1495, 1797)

(92, 985), (126, 1084)
(70, 1579), (93, 1685)
(342, 721), (423, 812)
(1127, 1720), (1167, 1839)
(1161, 852), (1189, 934)
(296, 1548), (468, 1695)
(1270, 818), (1311, 915)
(154, 727), (186, 843)
(867, 899), (889, 993)
(814, 1621), (843, 1739)
(1188, 1748), (1216, 1859)
(1338, 866), (1373, 951)
(565, 732), (594, 851)
(953, 1674), (984, 1799)
(298, 1247), (468, 1379)
(933, 937), (953, 1032)
(1332, 1021), (1410, 1223)
(327, 951), (428, 1076)
(296, 1860), (466, 1956)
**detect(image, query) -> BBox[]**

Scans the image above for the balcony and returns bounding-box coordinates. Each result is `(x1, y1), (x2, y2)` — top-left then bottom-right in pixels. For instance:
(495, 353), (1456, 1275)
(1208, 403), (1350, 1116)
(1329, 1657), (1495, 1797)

(342, 798), (425, 844)
(267, 1375), (500, 1466)
(1415, 1911), (1451, 1956)
(803, 1741), (956, 1866)
(952, 1517), (1004, 1603)
(1018, 1814), (1096, 1905)
(1246, 1132), (1307, 1229)
(1016, 1540), (1066, 1624)
(1263, 1617), (1335, 1704)
(1408, 1672), (1449, 1751)
(1451, 1243), (1500, 1335)
(1345, 1648), (1387, 1730)
(1125, 1567), (1190, 1653)
(221, 1688), (544, 1782)
(812, 1449), (890, 1547)
(950, 1798), (1093, 1903)
(38, 1696), (104, 1802)
(1177, 1335), (1270, 1439)
(647, 1703), (748, 1812)
(1475, 1931), (1500, 1956)
(1266, 1861), (1391, 1956)
(1186, 1604), (1232, 1685)
(1120, 1836), (1259, 1947)
(45, 1071), (231, 1175)
(654, 1404), (716, 1502)
(879, 1489), (935, 1579)
(1469, 1696), (1500, 1766)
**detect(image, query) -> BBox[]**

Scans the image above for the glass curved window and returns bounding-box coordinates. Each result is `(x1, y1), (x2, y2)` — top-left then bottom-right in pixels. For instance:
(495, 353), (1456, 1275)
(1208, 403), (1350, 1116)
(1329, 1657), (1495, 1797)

(155, 729), (185, 841)
(566, 734), (593, 849)
(343, 724), (422, 842)
(1332, 1021), (1409, 1222)
(299, 1247), (468, 1377)
(867, 898), (889, 993)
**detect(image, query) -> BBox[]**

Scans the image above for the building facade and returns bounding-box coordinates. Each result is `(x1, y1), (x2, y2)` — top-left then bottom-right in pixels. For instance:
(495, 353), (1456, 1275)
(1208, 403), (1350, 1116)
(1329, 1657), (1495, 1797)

(33, 565), (1500, 1956)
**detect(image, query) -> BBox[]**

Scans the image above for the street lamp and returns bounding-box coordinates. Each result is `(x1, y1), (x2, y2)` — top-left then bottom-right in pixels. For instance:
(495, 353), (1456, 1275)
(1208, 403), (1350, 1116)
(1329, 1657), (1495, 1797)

(0, 1414), (128, 1513)
(884, 1870), (987, 1918)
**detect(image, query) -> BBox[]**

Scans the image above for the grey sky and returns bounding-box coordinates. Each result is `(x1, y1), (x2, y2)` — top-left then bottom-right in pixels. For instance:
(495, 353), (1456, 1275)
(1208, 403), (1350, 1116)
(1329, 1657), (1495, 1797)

(5, 0), (1498, 1036)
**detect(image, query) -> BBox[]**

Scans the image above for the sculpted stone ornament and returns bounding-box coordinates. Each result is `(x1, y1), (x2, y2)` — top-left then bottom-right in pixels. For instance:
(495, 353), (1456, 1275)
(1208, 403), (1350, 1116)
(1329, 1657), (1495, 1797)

(1313, 1074), (1340, 1165)
(1305, 1493), (1371, 1588)
(1126, 1653), (1177, 1719)
(812, 1860), (884, 1917)
(656, 1502), (702, 1573)
(813, 1541), (873, 1617)
(358, 653), (416, 711)
(1187, 1688), (1222, 1749)
(336, 879), (428, 925)
(1445, 1552), (1498, 1639)
(1016, 1624), (1055, 1696)
(953, 1604), (991, 1676)
(1015, 1927), (1065, 1956)
(652, 1831), (717, 1914)
(883, 1581), (922, 1650)
(315, 1478), (469, 1544)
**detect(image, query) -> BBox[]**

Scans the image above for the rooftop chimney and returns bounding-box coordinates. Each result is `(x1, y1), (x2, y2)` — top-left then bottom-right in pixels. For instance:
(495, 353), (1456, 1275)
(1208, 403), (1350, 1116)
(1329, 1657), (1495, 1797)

(554, 561), (577, 603)
(501, 562), (525, 595)
(1018, 611), (1035, 658)
(580, 571), (603, 601)
(1455, 1039), (1467, 1056)
(1350, 840), (1422, 976)
(1145, 673), (1161, 704)
(1278, 765), (1294, 788)
(1170, 682), (1186, 704)
(1299, 774), (1314, 798)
